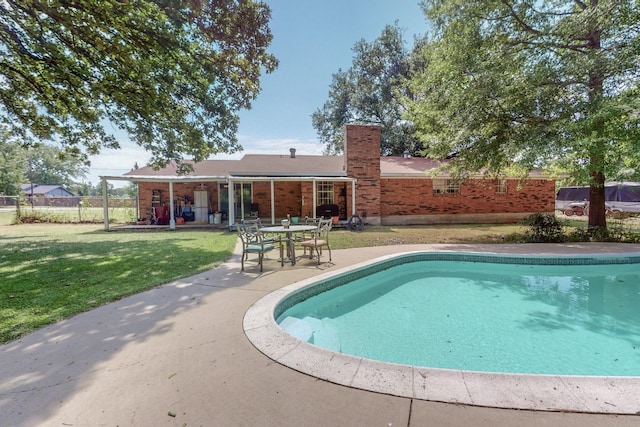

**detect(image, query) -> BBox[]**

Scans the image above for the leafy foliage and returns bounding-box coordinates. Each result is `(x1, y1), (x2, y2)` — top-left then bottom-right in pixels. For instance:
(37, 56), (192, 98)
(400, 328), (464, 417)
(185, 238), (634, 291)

(0, 1), (278, 171)
(312, 23), (422, 155)
(523, 213), (565, 243)
(0, 125), (90, 194)
(26, 144), (88, 188)
(409, 1), (640, 229)
(0, 126), (25, 195)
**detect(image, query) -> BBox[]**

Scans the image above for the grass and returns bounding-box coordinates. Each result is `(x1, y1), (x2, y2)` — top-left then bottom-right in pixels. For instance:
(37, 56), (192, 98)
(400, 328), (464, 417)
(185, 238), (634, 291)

(0, 224), (237, 343)
(7, 205), (139, 224)
(0, 209), (16, 226)
(329, 223), (526, 248)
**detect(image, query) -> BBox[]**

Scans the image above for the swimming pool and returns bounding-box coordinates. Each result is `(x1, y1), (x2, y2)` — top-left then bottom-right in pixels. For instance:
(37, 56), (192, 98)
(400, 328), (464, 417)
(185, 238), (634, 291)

(276, 258), (640, 376)
(243, 249), (640, 414)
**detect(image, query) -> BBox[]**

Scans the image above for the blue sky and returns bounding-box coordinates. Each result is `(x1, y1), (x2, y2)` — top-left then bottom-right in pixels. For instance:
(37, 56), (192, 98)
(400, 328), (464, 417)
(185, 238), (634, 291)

(89, 1), (428, 185)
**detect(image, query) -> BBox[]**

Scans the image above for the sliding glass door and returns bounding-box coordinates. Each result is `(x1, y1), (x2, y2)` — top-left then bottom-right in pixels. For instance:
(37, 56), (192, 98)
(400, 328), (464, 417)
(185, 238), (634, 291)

(219, 182), (253, 220)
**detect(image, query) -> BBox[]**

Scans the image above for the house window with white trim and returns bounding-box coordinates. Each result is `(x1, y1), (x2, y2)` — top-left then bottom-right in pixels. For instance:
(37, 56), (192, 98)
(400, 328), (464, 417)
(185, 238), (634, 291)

(317, 181), (334, 205)
(432, 178), (461, 194)
(494, 179), (508, 194)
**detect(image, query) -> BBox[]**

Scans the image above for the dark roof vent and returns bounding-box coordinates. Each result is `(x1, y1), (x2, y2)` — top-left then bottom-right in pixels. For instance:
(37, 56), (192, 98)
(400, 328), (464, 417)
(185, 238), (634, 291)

(290, 148), (296, 158)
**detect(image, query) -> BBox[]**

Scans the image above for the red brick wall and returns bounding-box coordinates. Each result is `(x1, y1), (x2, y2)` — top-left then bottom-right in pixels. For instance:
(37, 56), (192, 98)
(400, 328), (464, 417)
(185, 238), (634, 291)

(251, 182), (272, 218)
(344, 125), (382, 224)
(380, 178), (555, 216)
(273, 181), (302, 218)
(300, 182), (315, 218)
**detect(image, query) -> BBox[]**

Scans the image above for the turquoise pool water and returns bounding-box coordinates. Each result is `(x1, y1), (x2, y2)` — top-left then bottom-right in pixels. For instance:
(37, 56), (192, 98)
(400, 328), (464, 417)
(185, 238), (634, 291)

(276, 257), (640, 376)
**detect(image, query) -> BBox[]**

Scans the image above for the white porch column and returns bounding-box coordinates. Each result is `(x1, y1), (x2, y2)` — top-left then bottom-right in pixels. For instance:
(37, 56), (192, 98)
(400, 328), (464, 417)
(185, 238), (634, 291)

(228, 178), (235, 226)
(169, 181), (175, 229)
(270, 180), (275, 225)
(102, 178), (109, 231)
(312, 179), (317, 219)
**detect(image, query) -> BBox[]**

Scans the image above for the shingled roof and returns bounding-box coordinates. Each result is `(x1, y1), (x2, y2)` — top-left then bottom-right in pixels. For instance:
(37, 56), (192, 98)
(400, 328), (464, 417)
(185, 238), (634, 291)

(123, 151), (547, 180)
(124, 153), (450, 179)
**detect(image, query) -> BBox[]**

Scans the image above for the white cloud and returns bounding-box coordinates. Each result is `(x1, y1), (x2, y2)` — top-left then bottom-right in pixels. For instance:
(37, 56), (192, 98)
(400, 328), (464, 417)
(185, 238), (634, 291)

(86, 144), (151, 186)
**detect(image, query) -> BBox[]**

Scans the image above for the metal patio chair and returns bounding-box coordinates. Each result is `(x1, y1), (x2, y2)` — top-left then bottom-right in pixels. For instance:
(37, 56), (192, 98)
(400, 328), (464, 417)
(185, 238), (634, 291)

(298, 217), (332, 265)
(237, 223), (283, 272)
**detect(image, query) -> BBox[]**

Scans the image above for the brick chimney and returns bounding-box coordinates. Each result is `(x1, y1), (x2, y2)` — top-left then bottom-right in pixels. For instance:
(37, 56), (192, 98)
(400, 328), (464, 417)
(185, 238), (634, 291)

(344, 125), (381, 225)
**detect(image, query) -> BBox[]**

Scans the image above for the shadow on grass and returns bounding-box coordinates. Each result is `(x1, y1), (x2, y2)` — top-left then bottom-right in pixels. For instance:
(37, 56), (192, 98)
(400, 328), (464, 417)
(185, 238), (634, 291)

(0, 236), (250, 426)
(0, 231), (237, 342)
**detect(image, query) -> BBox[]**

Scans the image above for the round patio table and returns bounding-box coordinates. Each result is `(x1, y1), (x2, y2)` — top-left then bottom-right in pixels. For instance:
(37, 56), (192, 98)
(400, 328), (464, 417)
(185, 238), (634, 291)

(260, 225), (317, 265)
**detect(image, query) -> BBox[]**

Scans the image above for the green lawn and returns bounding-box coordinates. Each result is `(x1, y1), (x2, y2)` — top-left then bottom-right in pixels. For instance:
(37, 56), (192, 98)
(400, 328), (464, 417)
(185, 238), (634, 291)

(0, 209), (15, 226)
(5, 205), (138, 224)
(328, 223), (527, 248)
(0, 224), (237, 343)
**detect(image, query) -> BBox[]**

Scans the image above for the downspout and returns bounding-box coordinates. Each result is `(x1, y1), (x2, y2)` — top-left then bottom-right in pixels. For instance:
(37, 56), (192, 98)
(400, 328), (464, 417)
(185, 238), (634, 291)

(351, 179), (356, 216)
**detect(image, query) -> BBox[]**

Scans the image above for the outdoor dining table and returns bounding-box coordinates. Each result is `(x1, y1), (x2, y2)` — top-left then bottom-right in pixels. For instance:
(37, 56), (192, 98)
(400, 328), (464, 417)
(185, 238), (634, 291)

(260, 224), (317, 265)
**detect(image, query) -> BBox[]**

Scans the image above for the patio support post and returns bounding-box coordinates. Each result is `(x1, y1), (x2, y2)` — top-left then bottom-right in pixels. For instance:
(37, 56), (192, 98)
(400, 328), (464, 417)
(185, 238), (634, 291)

(312, 179), (317, 219)
(228, 178), (235, 227)
(239, 182), (246, 222)
(102, 178), (109, 231)
(270, 180), (275, 225)
(169, 181), (175, 229)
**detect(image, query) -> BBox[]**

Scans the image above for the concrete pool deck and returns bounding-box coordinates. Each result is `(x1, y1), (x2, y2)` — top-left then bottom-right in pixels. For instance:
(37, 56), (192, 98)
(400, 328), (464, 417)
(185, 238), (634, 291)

(1, 242), (640, 426)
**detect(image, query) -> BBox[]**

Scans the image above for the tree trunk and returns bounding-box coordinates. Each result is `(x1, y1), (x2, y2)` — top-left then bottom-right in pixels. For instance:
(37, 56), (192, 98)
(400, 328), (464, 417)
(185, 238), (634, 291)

(588, 171), (606, 229)
(586, 18), (606, 231)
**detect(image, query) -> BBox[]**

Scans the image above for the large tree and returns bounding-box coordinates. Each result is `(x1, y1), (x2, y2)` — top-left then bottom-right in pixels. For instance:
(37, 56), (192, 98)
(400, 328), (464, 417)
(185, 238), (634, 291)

(0, 126), (25, 195)
(26, 144), (88, 188)
(409, 1), (640, 230)
(0, 0), (277, 172)
(312, 23), (421, 156)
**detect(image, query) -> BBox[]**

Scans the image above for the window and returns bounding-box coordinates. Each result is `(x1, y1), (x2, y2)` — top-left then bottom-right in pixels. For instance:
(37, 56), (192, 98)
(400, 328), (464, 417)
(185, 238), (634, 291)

(494, 179), (508, 194)
(317, 181), (334, 205)
(432, 179), (460, 194)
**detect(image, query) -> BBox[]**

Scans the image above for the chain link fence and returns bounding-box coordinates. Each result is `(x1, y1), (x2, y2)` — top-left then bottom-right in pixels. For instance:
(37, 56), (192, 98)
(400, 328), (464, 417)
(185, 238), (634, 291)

(0, 196), (138, 224)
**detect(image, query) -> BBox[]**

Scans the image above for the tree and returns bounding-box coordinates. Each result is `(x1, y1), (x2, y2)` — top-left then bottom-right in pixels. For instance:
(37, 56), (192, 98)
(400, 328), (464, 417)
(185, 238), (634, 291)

(409, 1), (640, 230)
(0, 1), (278, 172)
(0, 126), (25, 195)
(69, 182), (93, 197)
(27, 144), (88, 188)
(312, 23), (421, 156)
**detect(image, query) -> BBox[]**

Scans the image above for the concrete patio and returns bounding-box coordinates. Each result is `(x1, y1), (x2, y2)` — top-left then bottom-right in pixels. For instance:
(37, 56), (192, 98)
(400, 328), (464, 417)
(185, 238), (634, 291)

(1, 242), (639, 426)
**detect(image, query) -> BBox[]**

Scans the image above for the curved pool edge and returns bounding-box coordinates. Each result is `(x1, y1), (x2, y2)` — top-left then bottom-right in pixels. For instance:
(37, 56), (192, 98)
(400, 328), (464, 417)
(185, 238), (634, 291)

(243, 249), (640, 414)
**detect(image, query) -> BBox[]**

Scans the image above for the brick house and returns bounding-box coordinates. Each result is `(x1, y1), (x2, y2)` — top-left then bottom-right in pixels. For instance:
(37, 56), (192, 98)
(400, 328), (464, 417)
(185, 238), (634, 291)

(102, 125), (555, 228)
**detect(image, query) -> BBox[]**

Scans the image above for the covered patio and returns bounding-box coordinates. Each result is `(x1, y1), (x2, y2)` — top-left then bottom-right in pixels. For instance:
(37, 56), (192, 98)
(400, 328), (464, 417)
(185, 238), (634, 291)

(99, 175), (357, 231)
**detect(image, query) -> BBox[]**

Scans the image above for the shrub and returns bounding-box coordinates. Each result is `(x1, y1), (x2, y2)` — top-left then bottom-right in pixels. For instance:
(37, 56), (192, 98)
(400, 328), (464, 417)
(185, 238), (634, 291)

(523, 213), (565, 243)
(565, 220), (640, 243)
